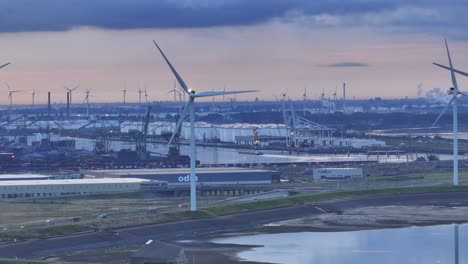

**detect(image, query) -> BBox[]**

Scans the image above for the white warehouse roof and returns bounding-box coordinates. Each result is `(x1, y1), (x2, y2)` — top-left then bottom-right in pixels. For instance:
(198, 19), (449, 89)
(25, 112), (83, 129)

(0, 178), (149, 186)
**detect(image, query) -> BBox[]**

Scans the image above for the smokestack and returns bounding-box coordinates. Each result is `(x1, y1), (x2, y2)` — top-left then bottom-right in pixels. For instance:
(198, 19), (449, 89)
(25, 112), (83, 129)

(48, 92), (51, 117)
(343, 82), (346, 113)
(47, 91), (51, 142)
(66, 92), (70, 117)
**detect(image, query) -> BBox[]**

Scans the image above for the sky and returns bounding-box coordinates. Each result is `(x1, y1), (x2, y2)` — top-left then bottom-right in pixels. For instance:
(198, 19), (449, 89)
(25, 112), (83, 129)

(1, 0), (468, 104)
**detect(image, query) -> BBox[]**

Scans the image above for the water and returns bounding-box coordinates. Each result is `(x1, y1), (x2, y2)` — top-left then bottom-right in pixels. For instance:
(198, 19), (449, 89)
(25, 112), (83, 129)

(10, 135), (457, 165)
(73, 137), (422, 165)
(212, 224), (466, 264)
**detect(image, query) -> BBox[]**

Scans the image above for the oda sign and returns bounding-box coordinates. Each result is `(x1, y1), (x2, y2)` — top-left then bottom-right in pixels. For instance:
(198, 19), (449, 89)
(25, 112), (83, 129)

(178, 175), (199, 182)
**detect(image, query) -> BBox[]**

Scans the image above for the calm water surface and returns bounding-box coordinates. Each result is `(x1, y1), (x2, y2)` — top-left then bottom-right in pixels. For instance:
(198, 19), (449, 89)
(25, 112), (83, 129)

(212, 224), (466, 264)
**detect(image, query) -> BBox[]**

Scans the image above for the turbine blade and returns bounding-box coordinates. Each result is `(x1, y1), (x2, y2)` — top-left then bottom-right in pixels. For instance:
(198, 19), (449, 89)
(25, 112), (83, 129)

(153, 41), (190, 94)
(71, 86), (79, 91)
(168, 100), (192, 145)
(193, 90), (257, 98)
(444, 40), (459, 92)
(432, 95), (456, 128)
(433, 63), (468, 78)
(5, 82), (11, 91)
(0, 62), (10, 70)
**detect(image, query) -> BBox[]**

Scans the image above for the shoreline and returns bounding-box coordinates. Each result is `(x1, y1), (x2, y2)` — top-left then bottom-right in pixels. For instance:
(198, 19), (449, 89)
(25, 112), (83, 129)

(2, 190), (468, 260)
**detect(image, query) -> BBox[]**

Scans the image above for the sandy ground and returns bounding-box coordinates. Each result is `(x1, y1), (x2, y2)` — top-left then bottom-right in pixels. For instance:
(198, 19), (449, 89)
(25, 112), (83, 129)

(263, 205), (468, 232)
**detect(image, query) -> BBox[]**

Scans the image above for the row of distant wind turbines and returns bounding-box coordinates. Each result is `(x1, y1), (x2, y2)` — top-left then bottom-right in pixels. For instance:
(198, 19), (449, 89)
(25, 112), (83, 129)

(4, 84), (152, 107)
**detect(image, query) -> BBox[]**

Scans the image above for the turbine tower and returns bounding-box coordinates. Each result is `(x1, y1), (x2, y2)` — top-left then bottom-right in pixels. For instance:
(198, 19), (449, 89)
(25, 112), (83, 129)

(31, 90), (35, 106)
(5, 82), (21, 119)
(122, 87), (127, 104)
(303, 87), (307, 115)
(84, 89), (90, 117)
(431, 40), (468, 186)
(138, 88), (142, 104)
(144, 88), (148, 104)
(153, 40), (256, 211)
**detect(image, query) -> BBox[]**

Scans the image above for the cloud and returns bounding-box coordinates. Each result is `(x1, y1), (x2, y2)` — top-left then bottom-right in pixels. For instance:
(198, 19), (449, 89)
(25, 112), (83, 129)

(327, 62), (369, 68)
(0, 0), (467, 39)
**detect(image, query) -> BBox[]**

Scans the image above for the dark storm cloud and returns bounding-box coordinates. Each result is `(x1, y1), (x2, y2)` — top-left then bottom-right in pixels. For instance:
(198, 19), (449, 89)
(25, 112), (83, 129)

(327, 62), (369, 68)
(0, 0), (467, 37)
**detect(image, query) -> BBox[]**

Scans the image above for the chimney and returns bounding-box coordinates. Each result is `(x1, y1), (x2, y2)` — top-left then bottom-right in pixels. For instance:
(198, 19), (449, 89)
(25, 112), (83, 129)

(66, 92), (70, 117)
(343, 82), (346, 113)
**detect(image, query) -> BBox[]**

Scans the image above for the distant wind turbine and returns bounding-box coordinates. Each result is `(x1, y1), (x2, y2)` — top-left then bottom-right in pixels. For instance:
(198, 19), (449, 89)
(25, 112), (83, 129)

(138, 88), (142, 104)
(122, 87), (127, 104)
(31, 90), (35, 106)
(153, 40), (256, 211)
(5, 82), (21, 119)
(84, 89), (91, 117)
(144, 87), (148, 104)
(64, 85), (79, 105)
(431, 40), (468, 186)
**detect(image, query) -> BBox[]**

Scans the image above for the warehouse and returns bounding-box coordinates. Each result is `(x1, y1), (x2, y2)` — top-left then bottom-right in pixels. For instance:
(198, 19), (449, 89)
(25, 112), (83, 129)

(0, 178), (149, 199)
(0, 174), (52, 181)
(88, 167), (280, 186)
(309, 168), (363, 181)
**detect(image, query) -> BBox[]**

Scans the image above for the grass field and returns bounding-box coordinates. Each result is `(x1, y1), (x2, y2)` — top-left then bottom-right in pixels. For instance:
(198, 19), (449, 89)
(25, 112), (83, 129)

(1, 182), (468, 242)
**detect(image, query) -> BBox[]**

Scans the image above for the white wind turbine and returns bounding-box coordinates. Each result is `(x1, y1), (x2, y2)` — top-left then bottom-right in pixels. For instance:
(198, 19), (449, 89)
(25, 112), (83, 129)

(122, 87), (127, 104)
(31, 90), (35, 106)
(153, 40), (256, 211)
(5, 82), (21, 119)
(431, 40), (468, 186)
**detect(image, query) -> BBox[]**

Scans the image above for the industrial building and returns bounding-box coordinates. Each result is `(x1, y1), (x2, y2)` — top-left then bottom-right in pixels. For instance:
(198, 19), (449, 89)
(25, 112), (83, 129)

(308, 168), (363, 181)
(87, 167), (280, 186)
(120, 121), (385, 148)
(0, 178), (149, 199)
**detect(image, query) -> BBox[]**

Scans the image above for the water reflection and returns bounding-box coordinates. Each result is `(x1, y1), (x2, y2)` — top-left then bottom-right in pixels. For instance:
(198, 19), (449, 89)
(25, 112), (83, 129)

(212, 224), (466, 264)
(71, 137), (456, 165)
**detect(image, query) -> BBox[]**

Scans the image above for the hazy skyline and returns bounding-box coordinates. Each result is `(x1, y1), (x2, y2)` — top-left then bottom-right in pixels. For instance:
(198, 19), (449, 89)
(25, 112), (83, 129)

(1, 0), (468, 104)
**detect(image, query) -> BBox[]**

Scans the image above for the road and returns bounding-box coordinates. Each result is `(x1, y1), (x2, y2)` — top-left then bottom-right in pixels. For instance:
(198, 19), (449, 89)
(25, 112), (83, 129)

(1, 191), (468, 259)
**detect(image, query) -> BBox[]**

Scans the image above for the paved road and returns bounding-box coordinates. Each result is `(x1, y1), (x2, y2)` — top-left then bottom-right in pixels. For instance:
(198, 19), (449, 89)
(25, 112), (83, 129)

(1, 191), (468, 259)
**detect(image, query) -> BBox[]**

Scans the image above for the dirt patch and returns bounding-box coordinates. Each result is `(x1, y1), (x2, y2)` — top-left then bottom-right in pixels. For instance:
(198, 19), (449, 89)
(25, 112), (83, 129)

(263, 205), (468, 232)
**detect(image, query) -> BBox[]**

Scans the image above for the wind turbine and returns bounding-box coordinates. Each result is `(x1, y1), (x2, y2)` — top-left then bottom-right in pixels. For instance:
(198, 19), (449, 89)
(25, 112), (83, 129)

(122, 87), (127, 104)
(5, 82), (21, 119)
(144, 88), (148, 104)
(153, 41), (256, 211)
(31, 90), (35, 106)
(64, 86), (79, 105)
(333, 89), (337, 112)
(138, 88), (142, 104)
(431, 40), (467, 186)
(0, 62), (10, 70)
(84, 89), (91, 117)
(303, 87), (307, 115)
(169, 80), (180, 102)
